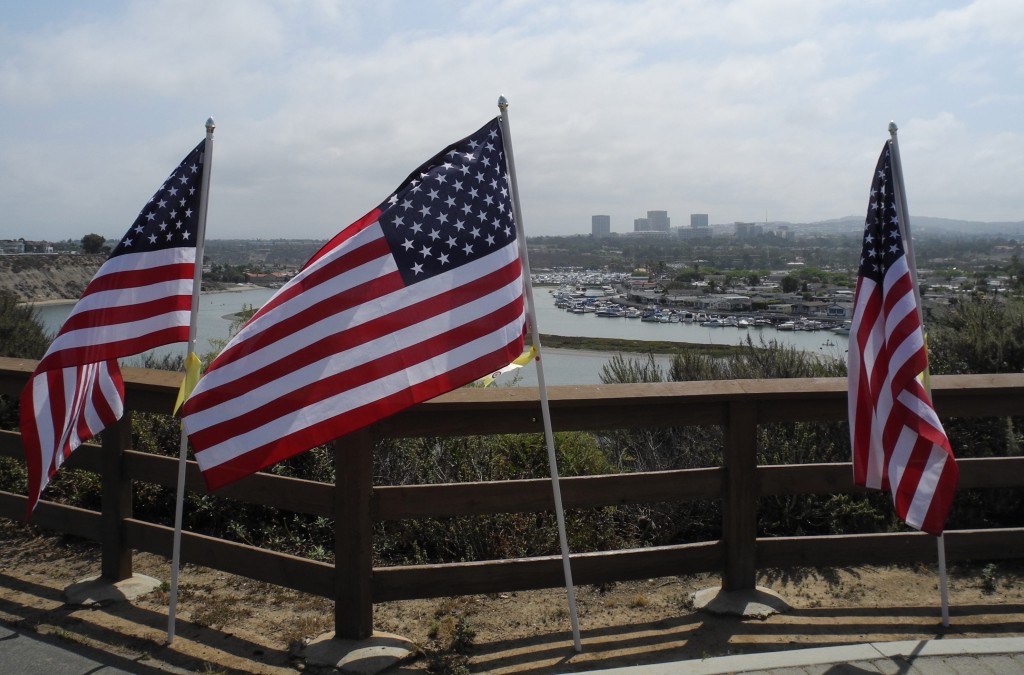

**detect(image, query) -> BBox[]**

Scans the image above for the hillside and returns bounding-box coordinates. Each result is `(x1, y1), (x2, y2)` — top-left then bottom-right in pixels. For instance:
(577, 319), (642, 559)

(0, 254), (104, 303)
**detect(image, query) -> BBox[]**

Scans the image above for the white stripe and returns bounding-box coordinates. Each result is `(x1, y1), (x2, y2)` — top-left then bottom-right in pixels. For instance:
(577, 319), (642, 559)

(902, 446), (947, 530)
(30, 372), (57, 479)
(185, 271), (523, 435)
(62, 277), (194, 322)
(195, 314), (526, 472)
(889, 424), (917, 492)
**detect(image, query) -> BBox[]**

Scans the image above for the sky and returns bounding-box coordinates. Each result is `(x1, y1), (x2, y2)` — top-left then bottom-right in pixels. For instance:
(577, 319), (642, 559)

(2, 0), (1023, 241)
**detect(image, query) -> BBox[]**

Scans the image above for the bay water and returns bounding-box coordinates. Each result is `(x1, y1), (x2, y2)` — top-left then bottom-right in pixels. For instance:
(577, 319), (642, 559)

(31, 287), (848, 387)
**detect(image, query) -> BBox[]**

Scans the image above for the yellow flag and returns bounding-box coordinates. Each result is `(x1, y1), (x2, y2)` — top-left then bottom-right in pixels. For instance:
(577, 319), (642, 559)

(476, 345), (537, 387)
(173, 352), (202, 415)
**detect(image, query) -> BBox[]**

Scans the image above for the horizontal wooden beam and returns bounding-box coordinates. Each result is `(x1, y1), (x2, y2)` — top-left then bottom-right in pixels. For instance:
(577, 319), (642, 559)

(373, 468), (724, 520)
(124, 518), (334, 597)
(371, 541), (723, 602)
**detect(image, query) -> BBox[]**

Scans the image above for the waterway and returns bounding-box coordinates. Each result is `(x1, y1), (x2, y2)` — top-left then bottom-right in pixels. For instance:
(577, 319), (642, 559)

(30, 286), (848, 387)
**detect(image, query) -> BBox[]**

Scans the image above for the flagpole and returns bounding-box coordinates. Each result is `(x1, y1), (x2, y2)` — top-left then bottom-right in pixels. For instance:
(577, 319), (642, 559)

(498, 96), (583, 653)
(167, 118), (216, 644)
(887, 121), (951, 628)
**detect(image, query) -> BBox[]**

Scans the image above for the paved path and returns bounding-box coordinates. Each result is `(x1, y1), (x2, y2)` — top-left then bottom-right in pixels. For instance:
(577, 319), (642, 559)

(0, 622), (188, 675)
(3, 618), (1021, 674)
(584, 637), (1024, 674)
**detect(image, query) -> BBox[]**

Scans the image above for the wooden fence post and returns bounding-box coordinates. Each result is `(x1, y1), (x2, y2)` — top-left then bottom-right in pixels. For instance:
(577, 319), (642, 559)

(333, 426), (375, 640)
(100, 411), (133, 581)
(721, 400), (758, 592)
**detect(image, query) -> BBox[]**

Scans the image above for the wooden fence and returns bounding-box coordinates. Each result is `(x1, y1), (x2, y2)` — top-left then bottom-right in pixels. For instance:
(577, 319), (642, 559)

(1, 356), (1022, 639)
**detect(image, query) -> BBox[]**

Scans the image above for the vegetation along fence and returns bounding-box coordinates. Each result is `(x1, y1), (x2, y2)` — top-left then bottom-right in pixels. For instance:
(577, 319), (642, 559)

(1, 356), (1022, 640)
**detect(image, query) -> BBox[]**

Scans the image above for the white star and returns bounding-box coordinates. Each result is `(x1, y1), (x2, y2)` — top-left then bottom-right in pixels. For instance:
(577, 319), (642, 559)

(438, 252), (450, 265)
(145, 212), (156, 221)
(446, 236), (458, 247)
(402, 238), (415, 251)
(122, 238), (133, 247)
(486, 234), (496, 245)
(181, 230), (191, 240)
(419, 245), (432, 258)
(470, 226), (481, 239)
(411, 222), (423, 234)
(148, 233), (158, 244)
(428, 229), (441, 241)
(428, 189), (439, 201)
(412, 262), (424, 275)
(401, 198), (413, 210)
(454, 219), (465, 231)
(419, 205), (431, 218)
(462, 242), (474, 255)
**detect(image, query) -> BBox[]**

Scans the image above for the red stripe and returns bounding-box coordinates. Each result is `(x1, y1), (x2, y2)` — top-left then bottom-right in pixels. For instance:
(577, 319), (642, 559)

(302, 209), (382, 270)
(250, 219), (390, 323)
(38, 326), (189, 372)
(190, 292), (523, 452)
(55, 294), (192, 336)
(200, 336), (523, 491)
(78, 263), (194, 300)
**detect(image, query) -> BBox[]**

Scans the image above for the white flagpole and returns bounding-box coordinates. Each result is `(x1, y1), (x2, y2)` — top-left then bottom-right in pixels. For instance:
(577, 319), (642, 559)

(167, 117), (216, 643)
(498, 96), (583, 653)
(887, 121), (951, 628)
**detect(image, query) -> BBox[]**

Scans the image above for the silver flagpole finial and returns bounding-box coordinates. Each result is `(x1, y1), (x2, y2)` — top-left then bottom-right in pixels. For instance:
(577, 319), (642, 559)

(888, 120), (898, 136)
(497, 96), (509, 111)
(206, 117), (216, 133)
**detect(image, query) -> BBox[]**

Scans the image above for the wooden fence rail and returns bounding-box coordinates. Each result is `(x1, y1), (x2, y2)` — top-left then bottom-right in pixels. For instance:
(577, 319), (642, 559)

(1, 357), (1022, 640)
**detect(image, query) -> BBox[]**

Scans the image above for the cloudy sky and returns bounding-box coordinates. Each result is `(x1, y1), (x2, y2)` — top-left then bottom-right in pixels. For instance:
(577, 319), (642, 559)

(2, 0), (1023, 241)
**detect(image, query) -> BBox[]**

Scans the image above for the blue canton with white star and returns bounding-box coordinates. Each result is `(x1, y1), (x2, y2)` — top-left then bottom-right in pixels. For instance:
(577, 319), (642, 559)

(111, 140), (205, 258)
(859, 144), (906, 283)
(377, 118), (516, 286)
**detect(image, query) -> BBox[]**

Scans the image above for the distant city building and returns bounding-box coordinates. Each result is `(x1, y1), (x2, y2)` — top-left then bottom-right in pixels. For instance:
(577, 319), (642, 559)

(592, 215), (611, 238)
(690, 213), (709, 228)
(734, 222), (762, 238)
(633, 217), (649, 232)
(647, 210), (670, 232)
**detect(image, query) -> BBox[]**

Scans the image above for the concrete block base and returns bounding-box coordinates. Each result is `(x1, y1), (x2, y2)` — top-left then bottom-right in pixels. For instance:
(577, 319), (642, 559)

(691, 585), (791, 619)
(64, 573), (163, 606)
(302, 631), (418, 674)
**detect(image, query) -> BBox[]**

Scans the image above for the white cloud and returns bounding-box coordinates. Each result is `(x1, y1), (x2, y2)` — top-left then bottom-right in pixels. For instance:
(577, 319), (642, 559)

(1, 0), (1022, 240)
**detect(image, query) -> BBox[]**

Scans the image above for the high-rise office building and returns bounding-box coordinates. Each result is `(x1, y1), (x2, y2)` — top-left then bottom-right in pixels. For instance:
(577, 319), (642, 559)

(647, 210), (670, 232)
(690, 213), (709, 228)
(592, 215), (611, 238)
(633, 217), (649, 232)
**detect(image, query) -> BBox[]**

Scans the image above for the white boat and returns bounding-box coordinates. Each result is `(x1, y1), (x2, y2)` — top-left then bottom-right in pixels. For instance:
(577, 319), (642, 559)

(777, 321), (796, 331)
(832, 321), (852, 335)
(737, 318), (752, 328)
(624, 307), (642, 319)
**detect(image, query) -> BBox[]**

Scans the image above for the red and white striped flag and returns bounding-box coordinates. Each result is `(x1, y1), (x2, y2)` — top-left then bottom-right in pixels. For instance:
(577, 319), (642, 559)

(21, 140), (207, 516)
(848, 141), (958, 535)
(181, 117), (525, 490)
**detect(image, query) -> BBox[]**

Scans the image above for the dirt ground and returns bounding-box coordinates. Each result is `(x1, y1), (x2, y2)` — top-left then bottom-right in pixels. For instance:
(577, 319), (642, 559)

(1, 520), (1021, 674)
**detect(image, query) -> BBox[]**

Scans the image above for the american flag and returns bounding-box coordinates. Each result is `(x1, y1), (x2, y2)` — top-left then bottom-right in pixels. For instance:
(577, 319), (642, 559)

(21, 140), (207, 516)
(181, 117), (525, 490)
(847, 141), (958, 535)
